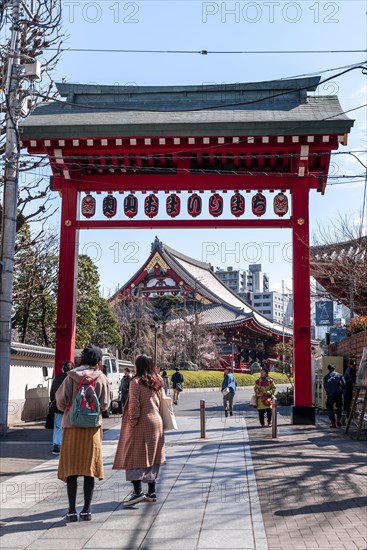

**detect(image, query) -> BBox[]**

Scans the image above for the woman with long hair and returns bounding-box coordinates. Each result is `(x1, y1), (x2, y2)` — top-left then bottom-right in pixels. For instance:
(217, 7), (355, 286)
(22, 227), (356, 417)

(113, 354), (165, 506)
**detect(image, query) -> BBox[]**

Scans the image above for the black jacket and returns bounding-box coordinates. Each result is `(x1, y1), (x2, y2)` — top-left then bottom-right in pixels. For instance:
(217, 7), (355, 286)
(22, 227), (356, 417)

(50, 372), (68, 414)
(119, 375), (131, 405)
(171, 371), (184, 388)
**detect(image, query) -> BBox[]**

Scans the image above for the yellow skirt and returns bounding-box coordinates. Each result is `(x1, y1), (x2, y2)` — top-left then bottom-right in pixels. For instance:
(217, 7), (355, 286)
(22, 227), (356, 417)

(58, 426), (104, 482)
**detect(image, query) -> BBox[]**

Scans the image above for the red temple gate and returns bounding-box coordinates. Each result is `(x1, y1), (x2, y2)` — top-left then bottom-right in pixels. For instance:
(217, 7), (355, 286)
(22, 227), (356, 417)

(21, 77), (354, 424)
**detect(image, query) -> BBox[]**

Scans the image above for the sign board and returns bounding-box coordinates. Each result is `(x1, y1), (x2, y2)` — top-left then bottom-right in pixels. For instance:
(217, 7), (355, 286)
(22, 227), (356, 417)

(329, 326), (347, 343)
(315, 301), (334, 326)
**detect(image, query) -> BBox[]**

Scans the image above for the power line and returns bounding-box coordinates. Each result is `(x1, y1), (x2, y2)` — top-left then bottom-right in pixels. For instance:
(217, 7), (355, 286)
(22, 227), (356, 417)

(4, 169), (366, 188)
(23, 158), (364, 178)
(34, 63), (367, 113)
(47, 47), (367, 55)
(281, 61), (367, 80)
(17, 150), (367, 163)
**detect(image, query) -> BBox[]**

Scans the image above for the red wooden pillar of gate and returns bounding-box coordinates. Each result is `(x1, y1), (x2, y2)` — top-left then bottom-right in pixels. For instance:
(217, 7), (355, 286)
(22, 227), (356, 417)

(54, 181), (79, 376)
(291, 183), (315, 424)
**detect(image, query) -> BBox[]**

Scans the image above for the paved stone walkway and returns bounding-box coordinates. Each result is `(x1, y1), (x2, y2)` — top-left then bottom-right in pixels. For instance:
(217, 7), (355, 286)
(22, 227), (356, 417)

(0, 414), (267, 550)
(0, 397), (366, 550)
(245, 406), (367, 550)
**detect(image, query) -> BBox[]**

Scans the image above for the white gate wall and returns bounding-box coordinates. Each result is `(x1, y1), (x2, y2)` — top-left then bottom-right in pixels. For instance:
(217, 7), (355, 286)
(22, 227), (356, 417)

(9, 343), (55, 426)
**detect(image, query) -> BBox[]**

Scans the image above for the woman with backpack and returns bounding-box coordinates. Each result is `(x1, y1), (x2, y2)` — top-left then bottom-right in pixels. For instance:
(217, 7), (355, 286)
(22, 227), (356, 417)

(113, 354), (165, 506)
(56, 344), (110, 523)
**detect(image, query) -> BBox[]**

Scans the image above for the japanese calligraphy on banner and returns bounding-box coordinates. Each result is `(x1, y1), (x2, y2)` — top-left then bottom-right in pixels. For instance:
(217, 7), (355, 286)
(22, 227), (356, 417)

(187, 193), (202, 217)
(103, 194), (117, 218)
(124, 193), (138, 218)
(166, 193), (181, 217)
(144, 194), (159, 218)
(208, 193), (224, 217)
(230, 192), (245, 217)
(82, 191), (290, 219)
(252, 193), (266, 217)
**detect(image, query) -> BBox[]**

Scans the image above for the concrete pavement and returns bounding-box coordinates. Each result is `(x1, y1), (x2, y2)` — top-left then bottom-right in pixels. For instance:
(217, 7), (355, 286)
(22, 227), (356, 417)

(0, 389), (366, 550)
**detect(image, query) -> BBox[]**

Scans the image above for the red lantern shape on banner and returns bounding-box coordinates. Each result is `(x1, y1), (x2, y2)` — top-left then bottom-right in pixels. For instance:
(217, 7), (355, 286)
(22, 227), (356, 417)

(187, 193), (202, 217)
(273, 192), (288, 217)
(208, 193), (223, 217)
(230, 192), (245, 217)
(103, 194), (117, 218)
(124, 193), (138, 218)
(252, 192), (266, 217)
(166, 193), (181, 217)
(81, 194), (96, 218)
(144, 194), (159, 218)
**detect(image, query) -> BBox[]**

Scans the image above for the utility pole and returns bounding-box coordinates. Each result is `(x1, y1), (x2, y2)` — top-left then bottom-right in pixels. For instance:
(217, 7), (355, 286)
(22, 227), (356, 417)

(0, 0), (21, 436)
(349, 278), (355, 320)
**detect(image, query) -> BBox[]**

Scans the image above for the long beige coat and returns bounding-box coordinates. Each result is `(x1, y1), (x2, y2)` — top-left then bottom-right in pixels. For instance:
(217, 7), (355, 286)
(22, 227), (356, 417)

(113, 377), (165, 470)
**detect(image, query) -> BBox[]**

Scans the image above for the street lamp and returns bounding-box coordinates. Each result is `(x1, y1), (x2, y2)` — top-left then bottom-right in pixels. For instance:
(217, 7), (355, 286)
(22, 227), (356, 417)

(232, 336), (236, 369)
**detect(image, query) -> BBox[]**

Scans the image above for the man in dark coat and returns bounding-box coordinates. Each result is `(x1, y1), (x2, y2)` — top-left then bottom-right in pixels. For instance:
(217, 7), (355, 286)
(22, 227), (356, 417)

(323, 364), (345, 428)
(171, 367), (184, 405)
(344, 360), (357, 417)
(50, 360), (74, 454)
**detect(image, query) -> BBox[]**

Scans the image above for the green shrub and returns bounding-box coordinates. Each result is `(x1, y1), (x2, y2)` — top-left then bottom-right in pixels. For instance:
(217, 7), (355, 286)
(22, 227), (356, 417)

(178, 361), (199, 371)
(166, 370), (290, 388)
(275, 389), (294, 406)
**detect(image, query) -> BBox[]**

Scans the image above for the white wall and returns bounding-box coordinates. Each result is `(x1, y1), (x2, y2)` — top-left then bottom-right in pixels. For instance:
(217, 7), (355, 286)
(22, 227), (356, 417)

(9, 355), (54, 426)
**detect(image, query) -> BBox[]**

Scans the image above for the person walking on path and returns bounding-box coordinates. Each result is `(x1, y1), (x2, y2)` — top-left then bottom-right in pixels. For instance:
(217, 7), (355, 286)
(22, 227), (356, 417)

(118, 367), (132, 412)
(171, 367), (184, 405)
(50, 360), (74, 455)
(323, 364), (345, 428)
(254, 368), (276, 427)
(344, 360), (357, 418)
(221, 366), (237, 417)
(55, 345), (110, 523)
(113, 354), (165, 506)
(162, 370), (170, 395)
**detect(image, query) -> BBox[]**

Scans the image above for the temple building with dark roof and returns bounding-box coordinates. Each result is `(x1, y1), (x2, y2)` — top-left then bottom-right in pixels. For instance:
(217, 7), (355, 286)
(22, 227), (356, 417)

(110, 238), (292, 364)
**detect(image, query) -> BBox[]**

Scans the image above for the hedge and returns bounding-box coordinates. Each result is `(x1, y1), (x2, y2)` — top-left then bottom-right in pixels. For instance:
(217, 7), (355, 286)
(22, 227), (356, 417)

(165, 370), (290, 388)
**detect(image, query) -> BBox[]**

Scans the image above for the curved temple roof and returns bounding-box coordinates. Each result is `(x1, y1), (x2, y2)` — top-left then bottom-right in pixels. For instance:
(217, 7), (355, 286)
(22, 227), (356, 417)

(114, 238), (293, 339)
(21, 77), (354, 140)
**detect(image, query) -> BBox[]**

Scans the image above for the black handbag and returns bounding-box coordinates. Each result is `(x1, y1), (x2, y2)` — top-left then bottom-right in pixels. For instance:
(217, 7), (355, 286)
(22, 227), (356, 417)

(49, 399), (57, 414)
(176, 383), (183, 392)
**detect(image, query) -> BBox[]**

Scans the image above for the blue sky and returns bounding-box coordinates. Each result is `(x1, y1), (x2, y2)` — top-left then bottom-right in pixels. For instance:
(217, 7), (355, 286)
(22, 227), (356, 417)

(30, 1), (367, 295)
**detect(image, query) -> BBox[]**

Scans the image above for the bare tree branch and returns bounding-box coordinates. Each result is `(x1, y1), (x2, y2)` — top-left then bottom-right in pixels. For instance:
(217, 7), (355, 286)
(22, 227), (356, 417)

(1, 1), (63, 251)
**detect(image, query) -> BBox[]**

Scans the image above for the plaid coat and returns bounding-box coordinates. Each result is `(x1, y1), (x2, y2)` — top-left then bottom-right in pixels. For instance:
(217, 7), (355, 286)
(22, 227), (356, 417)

(113, 377), (165, 470)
